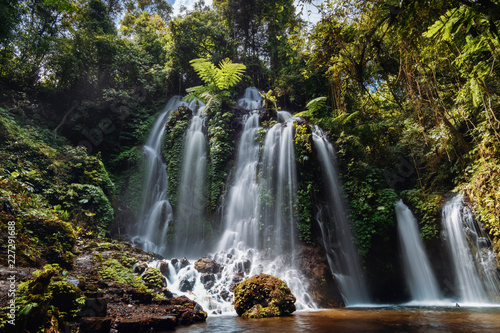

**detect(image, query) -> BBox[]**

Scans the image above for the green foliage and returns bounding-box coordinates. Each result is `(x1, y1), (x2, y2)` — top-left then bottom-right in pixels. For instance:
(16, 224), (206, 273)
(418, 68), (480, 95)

(96, 258), (142, 287)
(401, 189), (442, 240)
(164, 106), (192, 208)
(186, 58), (246, 108)
(293, 122), (312, 164)
(294, 97), (327, 119)
(207, 108), (235, 213)
(344, 165), (399, 258)
(0, 264), (86, 333)
(459, 134), (500, 264)
(295, 181), (314, 244)
(190, 58), (246, 90)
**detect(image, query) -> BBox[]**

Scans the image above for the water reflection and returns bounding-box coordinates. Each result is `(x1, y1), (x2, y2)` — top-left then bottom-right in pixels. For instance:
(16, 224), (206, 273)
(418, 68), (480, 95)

(176, 308), (500, 333)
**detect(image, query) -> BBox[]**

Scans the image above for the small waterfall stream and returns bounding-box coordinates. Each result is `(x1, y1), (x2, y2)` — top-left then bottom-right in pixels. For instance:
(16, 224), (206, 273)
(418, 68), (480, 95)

(312, 126), (370, 306)
(218, 112), (260, 250)
(133, 97), (182, 254)
(260, 111), (298, 256)
(442, 195), (500, 304)
(395, 200), (441, 303)
(175, 102), (208, 257)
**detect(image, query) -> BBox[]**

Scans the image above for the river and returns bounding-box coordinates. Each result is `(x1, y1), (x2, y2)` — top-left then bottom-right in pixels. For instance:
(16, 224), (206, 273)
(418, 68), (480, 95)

(176, 307), (500, 332)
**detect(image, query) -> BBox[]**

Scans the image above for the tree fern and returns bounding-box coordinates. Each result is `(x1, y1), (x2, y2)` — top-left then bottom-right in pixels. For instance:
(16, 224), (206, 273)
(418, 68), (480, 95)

(189, 57), (246, 90)
(216, 58), (246, 90)
(187, 58), (246, 104)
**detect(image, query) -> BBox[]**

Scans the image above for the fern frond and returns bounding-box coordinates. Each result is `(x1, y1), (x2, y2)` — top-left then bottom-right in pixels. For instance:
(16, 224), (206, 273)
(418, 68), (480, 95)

(306, 96), (327, 110)
(215, 58), (246, 90)
(190, 58), (218, 85)
(185, 85), (209, 101)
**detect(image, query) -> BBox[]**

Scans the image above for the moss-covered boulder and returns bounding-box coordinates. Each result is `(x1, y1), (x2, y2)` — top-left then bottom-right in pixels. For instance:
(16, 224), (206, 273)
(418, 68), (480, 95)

(233, 274), (296, 318)
(142, 267), (166, 289)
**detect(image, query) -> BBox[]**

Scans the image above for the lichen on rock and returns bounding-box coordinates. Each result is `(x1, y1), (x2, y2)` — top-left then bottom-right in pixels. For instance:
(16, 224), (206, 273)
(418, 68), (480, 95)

(233, 273), (296, 318)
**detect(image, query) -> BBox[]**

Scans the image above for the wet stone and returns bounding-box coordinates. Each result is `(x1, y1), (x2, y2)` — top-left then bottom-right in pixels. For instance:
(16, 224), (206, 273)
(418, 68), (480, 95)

(180, 257), (190, 269)
(79, 317), (111, 333)
(133, 261), (148, 274)
(179, 279), (193, 292)
(159, 261), (169, 276)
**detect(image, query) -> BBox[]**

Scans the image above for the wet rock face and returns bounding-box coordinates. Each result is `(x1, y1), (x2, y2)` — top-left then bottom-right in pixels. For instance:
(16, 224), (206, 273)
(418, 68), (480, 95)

(194, 258), (221, 273)
(233, 273), (296, 318)
(295, 244), (345, 308)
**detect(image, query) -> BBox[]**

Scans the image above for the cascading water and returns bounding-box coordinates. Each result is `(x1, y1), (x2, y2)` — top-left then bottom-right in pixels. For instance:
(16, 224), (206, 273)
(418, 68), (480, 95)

(237, 86), (263, 110)
(175, 103), (208, 257)
(133, 96), (184, 254)
(395, 200), (441, 303)
(218, 91), (261, 251)
(312, 126), (370, 306)
(442, 195), (500, 304)
(260, 111), (298, 256)
(216, 88), (315, 311)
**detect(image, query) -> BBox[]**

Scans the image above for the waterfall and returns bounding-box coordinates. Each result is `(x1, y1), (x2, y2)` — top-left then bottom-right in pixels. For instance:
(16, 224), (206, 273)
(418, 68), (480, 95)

(217, 111), (260, 251)
(132, 96), (183, 254)
(174, 102), (208, 257)
(259, 111), (298, 256)
(215, 88), (315, 310)
(312, 126), (370, 306)
(237, 86), (263, 110)
(395, 200), (441, 303)
(442, 195), (500, 304)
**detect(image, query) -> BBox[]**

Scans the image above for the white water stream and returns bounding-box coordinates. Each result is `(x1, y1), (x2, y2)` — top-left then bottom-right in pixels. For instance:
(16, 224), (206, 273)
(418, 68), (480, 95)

(395, 200), (442, 303)
(442, 195), (500, 305)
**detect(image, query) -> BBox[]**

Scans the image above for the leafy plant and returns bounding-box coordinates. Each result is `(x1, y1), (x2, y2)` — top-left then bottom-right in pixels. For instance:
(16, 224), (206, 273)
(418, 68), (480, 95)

(186, 57), (246, 108)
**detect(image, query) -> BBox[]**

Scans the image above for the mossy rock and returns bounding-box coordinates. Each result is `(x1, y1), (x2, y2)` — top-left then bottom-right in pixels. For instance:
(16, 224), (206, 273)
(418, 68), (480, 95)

(8, 264), (86, 333)
(142, 267), (166, 289)
(233, 274), (296, 318)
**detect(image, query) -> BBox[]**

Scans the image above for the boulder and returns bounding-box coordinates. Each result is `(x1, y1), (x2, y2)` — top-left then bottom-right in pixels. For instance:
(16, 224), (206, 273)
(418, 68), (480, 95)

(179, 279), (193, 292)
(159, 261), (169, 276)
(194, 258), (220, 273)
(133, 261), (148, 274)
(142, 267), (166, 289)
(295, 244), (344, 307)
(200, 273), (215, 289)
(233, 273), (296, 318)
(180, 257), (190, 269)
(219, 289), (231, 302)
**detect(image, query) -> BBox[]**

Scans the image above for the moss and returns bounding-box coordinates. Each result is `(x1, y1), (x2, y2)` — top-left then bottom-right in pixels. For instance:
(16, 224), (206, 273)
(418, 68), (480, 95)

(164, 106), (191, 209)
(207, 108), (235, 214)
(96, 258), (140, 286)
(112, 251), (139, 269)
(401, 189), (443, 240)
(142, 267), (166, 289)
(459, 136), (500, 265)
(0, 109), (116, 241)
(0, 213), (76, 268)
(293, 121), (312, 164)
(233, 274), (296, 318)
(0, 264), (86, 333)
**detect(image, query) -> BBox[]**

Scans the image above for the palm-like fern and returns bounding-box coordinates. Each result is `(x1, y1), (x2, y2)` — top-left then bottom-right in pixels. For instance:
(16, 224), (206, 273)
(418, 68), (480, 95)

(186, 58), (246, 106)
